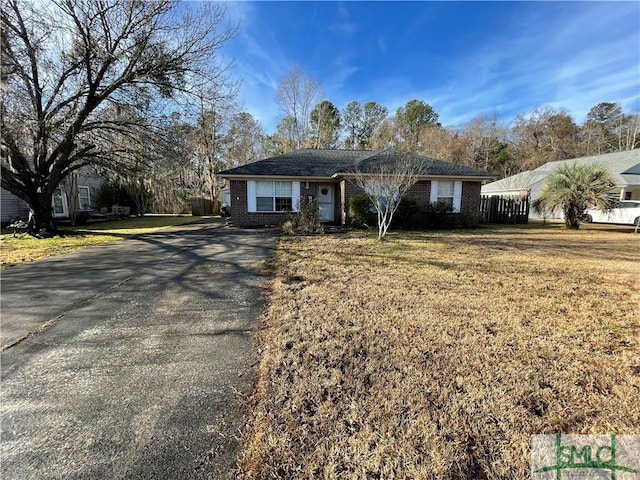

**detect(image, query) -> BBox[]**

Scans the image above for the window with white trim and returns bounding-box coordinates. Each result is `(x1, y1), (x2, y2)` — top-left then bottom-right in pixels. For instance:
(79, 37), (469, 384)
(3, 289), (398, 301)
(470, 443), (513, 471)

(78, 186), (90, 209)
(53, 188), (65, 215)
(436, 181), (455, 207)
(256, 181), (293, 212)
(430, 180), (463, 212)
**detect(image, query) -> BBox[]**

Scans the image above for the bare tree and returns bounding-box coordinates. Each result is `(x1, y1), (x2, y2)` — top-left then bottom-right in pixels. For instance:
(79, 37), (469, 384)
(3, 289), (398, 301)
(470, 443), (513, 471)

(189, 88), (237, 211)
(276, 67), (323, 149)
(1, 0), (237, 234)
(416, 126), (457, 163)
(60, 171), (80, 225)
(455, 114), (499, 169)
(223, 112), (265, 167)
(369, 117), (401, 150)
(509, 106), (580, 170)
(350, 151), (423, 240)
(616, 110), (639, 151)
(148, 113), (199, 213)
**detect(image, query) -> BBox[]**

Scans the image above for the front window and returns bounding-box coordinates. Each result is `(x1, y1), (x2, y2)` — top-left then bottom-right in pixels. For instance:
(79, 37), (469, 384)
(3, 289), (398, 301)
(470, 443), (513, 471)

(78, 186), (90, 209)
(53, 188), (64, 214)
(437, 181), (454, 207)
(256, 181), (293, 212)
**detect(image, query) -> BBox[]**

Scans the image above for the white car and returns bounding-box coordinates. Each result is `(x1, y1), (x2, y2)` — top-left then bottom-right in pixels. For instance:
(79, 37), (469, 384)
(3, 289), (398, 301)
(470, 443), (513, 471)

(583, 200), (640, 226)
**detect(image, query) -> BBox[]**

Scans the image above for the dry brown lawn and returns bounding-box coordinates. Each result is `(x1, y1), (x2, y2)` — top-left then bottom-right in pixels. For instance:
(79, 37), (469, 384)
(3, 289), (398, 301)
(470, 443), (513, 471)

(237, 223), (639, 479)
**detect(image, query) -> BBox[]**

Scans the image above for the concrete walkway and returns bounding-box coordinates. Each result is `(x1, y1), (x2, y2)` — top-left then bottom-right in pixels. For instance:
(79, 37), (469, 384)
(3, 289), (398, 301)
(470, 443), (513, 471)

(0, 219), (278, 479)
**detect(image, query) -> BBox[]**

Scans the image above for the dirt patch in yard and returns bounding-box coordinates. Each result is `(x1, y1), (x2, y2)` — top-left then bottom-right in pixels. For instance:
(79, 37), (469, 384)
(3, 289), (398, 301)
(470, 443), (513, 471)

(237, 224), (640, 479)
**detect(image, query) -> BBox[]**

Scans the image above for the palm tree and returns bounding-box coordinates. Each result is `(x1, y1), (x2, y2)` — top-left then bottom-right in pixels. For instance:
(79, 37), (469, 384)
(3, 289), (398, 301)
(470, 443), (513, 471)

(533, 163), (617, 229)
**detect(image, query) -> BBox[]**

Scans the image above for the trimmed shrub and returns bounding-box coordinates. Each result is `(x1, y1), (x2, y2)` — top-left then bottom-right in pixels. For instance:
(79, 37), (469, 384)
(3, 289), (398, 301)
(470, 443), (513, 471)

(392, 197), (422, 229)
(347, 195), (480, 231)
(422, 201), (455, 229)
(456, 212), (482, 228)
(282, 200), (324, 235)
(348, 193), (376, 228)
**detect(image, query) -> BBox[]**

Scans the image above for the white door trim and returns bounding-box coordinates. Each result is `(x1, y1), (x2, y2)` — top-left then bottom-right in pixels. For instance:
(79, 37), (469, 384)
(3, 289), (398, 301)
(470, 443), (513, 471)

(317, 183), (335, 222)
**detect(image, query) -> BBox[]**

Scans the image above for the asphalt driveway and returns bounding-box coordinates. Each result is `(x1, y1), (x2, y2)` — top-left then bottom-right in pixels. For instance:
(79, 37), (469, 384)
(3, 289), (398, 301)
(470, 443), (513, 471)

(0, 219), (278, 479)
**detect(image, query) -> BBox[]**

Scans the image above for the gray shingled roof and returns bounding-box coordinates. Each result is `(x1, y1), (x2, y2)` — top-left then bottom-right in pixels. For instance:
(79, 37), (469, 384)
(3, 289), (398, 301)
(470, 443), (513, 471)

(482, 149), (640, 193)
(219, 148), (494, 179)
(481, 170), (550, 193)
(218, 149), (373, 177)
(532, 149), (640, 186)
(341, 149), (494, 177)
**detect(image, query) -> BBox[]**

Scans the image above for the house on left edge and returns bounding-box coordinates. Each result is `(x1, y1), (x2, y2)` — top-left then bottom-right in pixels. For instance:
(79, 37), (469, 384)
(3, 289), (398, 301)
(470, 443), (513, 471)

(1, 167), (104, 225)
(218, 148), (494, 227)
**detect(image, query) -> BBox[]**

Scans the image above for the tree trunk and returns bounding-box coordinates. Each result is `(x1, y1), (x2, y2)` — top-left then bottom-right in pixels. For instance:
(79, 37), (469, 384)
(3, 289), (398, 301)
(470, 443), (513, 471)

(28, 192), (57, 236)
(65, 173), (80, 226)
(564, 204), (582, 229)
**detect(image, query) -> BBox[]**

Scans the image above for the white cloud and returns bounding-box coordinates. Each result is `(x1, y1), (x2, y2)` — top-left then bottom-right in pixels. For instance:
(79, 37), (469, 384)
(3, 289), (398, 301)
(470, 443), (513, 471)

(329, 2), (357, 35)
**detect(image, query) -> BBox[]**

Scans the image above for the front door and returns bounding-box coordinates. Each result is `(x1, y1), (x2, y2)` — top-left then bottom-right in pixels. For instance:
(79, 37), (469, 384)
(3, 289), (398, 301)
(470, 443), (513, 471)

(317, 184), (335, 222)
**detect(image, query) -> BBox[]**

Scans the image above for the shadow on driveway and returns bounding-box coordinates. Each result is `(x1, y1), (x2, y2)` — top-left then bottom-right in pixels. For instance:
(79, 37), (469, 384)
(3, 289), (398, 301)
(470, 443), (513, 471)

(0, 219), (279, 479)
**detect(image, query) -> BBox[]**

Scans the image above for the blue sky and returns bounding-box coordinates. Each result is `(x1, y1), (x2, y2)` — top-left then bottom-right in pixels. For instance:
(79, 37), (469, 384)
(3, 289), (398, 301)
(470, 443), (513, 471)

(219, 1), (640, 134)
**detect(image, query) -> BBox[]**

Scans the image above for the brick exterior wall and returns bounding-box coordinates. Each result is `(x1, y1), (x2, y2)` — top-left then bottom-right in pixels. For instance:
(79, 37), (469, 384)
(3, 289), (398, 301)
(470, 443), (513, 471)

(228, 179), (297, 226)
(341, 180), (433, 225)
(229, 180), (341, 227)
(461, 181), (482, 214)
(405, 180), (483, 215)
(230, 178), (484, 227)
(301, 181), (317, 207)
(340, 179), (362, 225)
(405, 181), (431, 208)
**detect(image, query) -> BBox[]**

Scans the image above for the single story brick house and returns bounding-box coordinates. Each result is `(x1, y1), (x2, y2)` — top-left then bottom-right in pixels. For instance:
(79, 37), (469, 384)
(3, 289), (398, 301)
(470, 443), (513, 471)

(218, 148), (494, 227)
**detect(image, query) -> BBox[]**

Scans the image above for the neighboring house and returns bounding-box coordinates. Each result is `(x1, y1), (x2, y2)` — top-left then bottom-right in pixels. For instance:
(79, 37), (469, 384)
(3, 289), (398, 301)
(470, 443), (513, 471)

(52, 169), (104, 219)
(481, 150), (640, 219)
(1, 187), (30, 223)
(220, 187), (231, 207)
(218, 148), (494, 227)
(1, 167), (104, 224)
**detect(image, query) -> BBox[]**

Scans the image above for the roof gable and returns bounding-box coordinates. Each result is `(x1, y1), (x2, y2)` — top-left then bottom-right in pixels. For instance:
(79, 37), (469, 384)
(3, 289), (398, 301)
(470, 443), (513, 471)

(533, 150), (640, 185)
(483, 149), (640, 191)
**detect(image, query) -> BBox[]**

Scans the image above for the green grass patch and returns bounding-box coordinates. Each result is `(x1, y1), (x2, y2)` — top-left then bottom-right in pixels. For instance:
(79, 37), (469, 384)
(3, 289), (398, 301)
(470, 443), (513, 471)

(1, 215), (205, 268)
